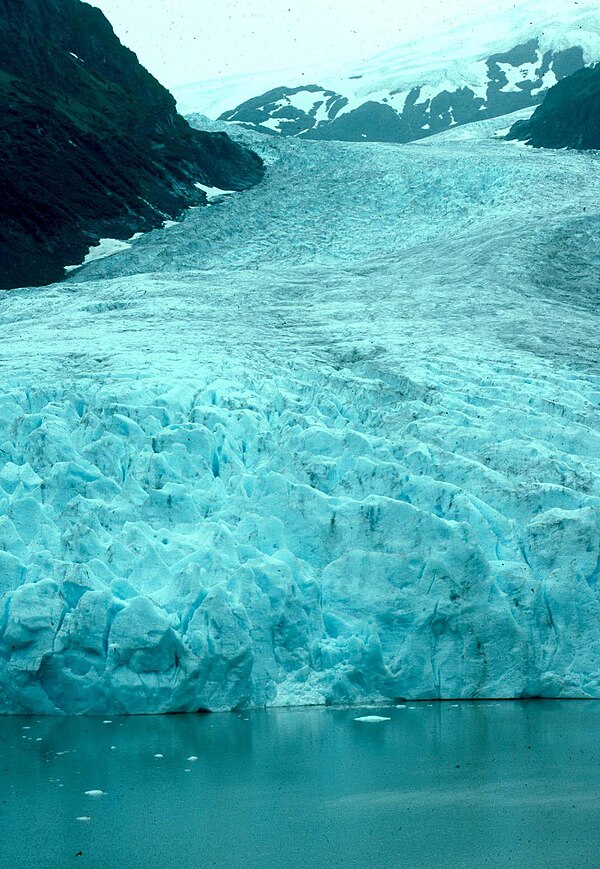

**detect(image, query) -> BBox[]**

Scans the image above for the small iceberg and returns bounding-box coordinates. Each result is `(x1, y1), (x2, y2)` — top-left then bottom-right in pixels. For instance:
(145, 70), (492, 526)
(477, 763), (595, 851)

(354, 715), (391, 723)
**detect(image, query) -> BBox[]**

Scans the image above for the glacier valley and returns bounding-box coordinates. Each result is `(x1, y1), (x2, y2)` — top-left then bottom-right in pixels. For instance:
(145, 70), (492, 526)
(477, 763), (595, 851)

(1, 114), (600, 713)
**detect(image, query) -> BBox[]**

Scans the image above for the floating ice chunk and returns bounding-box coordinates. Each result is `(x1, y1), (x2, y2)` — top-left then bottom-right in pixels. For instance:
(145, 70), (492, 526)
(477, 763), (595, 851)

(187, 756), (198, 761)
(84, 790), (105, 797)
(395, 704), (406, 708)
(154, 753), (164, 758)
(76, 817), (91, 822)
(354, 715), (391, 723)
(103, 720), (112, 724)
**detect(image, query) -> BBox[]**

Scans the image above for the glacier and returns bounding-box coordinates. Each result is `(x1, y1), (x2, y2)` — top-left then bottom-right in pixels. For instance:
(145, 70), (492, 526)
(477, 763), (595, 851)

(1, 113), (600, 713)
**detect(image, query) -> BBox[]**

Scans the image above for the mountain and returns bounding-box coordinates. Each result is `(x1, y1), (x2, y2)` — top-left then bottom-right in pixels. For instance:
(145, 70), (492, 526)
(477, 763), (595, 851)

(0, 0), (264, 291)
(507, 62), (600, 149)
(218, 41), (586, 143)
(174, 1), (600, 144)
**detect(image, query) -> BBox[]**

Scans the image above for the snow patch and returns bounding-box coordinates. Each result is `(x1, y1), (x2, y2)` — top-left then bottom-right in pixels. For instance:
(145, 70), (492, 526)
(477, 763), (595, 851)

(194, 182), (236, 201)
(65, 238), (131, 273)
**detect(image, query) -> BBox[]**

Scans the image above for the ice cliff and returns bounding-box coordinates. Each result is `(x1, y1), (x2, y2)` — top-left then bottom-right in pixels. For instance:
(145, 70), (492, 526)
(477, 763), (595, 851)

(1, 115), (599, 713)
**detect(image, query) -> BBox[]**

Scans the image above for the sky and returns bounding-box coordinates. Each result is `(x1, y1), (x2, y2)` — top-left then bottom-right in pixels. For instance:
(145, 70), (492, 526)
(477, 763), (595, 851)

(91, 0), (513, 87)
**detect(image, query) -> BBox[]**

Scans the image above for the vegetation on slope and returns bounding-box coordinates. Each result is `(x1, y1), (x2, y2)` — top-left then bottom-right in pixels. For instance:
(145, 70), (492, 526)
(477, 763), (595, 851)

(0, 0), (264, 289)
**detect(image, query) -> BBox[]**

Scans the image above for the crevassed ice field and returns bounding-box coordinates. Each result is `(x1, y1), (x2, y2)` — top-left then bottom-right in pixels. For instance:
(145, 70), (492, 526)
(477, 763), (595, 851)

(1, 114), (600, 713)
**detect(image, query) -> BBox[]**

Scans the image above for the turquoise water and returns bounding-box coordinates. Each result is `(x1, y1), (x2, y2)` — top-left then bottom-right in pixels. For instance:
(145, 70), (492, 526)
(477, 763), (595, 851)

(1, 701), (600, 868)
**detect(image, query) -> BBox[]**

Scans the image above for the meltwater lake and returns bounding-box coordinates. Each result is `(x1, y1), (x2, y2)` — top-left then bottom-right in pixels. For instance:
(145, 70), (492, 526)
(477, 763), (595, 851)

(1, 701), (600, 868)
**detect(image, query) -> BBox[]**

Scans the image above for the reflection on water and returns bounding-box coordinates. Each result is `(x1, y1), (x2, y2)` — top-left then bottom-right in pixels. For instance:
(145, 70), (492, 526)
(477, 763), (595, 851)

(1, 701), (600, 868)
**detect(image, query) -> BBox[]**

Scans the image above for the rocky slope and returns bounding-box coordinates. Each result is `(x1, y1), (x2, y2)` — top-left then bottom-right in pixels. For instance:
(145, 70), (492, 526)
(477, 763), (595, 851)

(507, 63), (600, 149)
(0, 0), (264, 290)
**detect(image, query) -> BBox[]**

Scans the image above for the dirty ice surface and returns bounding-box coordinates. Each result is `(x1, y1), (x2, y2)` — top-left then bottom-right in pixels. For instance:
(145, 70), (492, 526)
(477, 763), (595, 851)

(2, 702), (600, 868)
(1, 115), (600, 713)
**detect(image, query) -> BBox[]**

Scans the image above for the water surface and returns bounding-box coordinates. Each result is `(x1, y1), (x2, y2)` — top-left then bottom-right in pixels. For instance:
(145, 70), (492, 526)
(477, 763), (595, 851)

(1, 701), (599, 868)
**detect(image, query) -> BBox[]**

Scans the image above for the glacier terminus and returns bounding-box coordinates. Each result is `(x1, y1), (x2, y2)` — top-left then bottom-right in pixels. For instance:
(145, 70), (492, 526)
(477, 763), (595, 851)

(1, 114), (599, 714)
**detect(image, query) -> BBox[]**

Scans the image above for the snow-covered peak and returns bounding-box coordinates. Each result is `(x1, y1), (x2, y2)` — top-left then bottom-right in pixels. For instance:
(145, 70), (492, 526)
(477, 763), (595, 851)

(347, 0), (600, 87)
(174, 0), (600, 144)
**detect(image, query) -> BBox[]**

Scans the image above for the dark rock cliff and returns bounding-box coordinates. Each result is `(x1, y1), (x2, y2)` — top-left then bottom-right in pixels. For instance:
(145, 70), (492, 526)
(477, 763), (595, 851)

(507, 63), (600, 150)
(0, 0), (264, 290)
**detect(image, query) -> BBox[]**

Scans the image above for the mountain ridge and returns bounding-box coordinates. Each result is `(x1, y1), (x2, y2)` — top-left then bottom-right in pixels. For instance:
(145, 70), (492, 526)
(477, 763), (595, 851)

(217, 38), (587, 143)
(174, 2), (600, 144)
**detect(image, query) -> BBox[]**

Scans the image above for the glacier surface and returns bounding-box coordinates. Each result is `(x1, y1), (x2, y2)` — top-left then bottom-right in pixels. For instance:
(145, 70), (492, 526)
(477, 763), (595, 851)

(1, 115), (600, 713)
